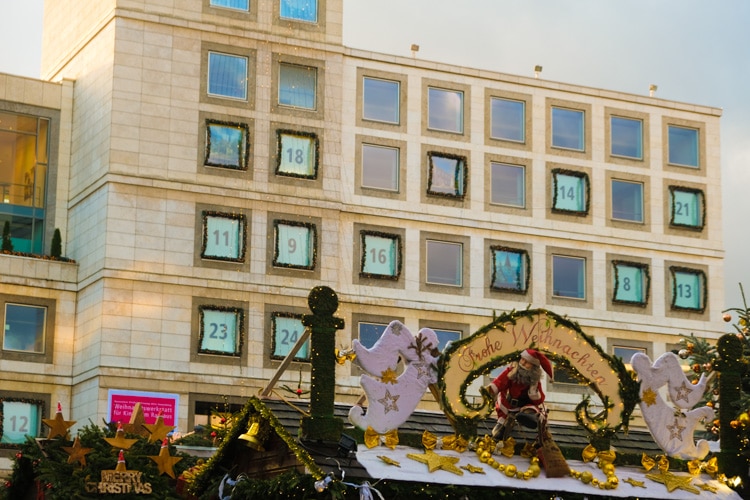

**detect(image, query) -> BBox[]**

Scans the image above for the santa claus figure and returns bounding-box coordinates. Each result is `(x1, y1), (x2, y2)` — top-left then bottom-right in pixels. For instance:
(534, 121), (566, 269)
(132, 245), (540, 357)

(483, 349), (554, 440)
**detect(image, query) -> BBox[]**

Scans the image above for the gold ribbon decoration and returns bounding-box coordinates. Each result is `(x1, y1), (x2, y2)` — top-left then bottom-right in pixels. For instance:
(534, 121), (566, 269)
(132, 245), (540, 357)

(442, 434), (468, 453)
(703, 456), (718, 477)
(364, 427), (399, 449)
(641, 453), (656, 472)
(597, 449), (616, 466)
(687, 459), (702, 476)
(582, 444), (598, 463)
(499, 436), (516, 458)
(334, 348), (356, 365)
(422, 430), (438, 451)
(657, 454), (670, 473)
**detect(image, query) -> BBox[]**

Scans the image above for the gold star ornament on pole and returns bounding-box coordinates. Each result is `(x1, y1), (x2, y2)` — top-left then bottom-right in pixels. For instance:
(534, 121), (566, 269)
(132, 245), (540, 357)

(63, 436), (93, 467)
(42, 402), (76, 440)
(149, 439), (182, 478)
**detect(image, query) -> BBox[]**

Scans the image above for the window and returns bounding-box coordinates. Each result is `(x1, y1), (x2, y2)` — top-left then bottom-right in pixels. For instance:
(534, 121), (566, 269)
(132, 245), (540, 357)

(363, 77), (400, 124)
(670, 267), (706, 312)
(610, 116), (643, 159)
(360, 231), (401, 279)
(3, 303), (46, 353)
(361, 144), (399, 191)
(428, 87), (463, 133)
(611, 180), (644, 222)
(552, 169), (588, 214)
(1, 397), (44, 445)
(273, 220), (316, 270)
(271, 312), (309, 361)
(426, 240), (462, 286)
(669, 186), (705, 230)
(551, 107), (584, 151)
(491, 246), (529, 293)
(552, 255), (586, 299)
(427, 153), (466, 198)
(490, 162), (525, 207)
(198, 305), (243, 356)
(490, 97), (525, 142)
(358, 322), (388, 348)
(210, 0), (249, 10)
(431, 329), (461, 351)
(278, 63), (316, 110)
(612, 345), (646, 364)
(276, 130), (318, 179)
(280, 0), (317, 22)
(204, 120), (249, 170)
(0, 111), (49, 253)
(613, 261), (649, 305)
(200, 211), (246, 262)
(668, 125), (699, 168)
(207, 52), (248, 100)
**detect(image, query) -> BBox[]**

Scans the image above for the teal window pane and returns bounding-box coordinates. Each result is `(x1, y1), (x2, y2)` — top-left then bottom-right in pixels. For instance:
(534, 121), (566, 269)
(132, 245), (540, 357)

(361, 233), (399, 278)
(275, 222), (314, 269)
(671, 188), (703, 227)
(1, 401), (41, 443)
(358, 322), (387, 348)
(210, 0), (249, 10)
(279, 63), (316, 109)
(551, 107), (584, 150)
(611, 117), (643, 159)
(554, 173), (586, 212)
(363, 77), (399, 124)
(280, 0), (317, 22)
(362, 144), (399, 191)
(432, 329), (461, 351)
(426, 240), (462, 286)
(490, 98), (525, 142)
(553, 255), (585, 299)
(490, 162), (525, 207)
(428, 87), (463, 133)
(673, 270), (703, 310)
(203, 214), (244, 261)
(277, 132), (317, 177)
(207, 52), (247, 100)
(205, 122), (248, 169)
(3, 303), (46, 353)
(611, 180), (643, 222)
(272, 314), (309, 360)
(491, 248), (527, 292)
(668, 125), (699, 167)
(614, 263), (645, 303)
(428, 154), (465, 197)
(199, 308), (241, 355)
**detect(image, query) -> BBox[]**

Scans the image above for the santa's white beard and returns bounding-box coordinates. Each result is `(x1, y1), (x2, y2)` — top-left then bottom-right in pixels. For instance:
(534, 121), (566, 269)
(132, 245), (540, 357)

(509, 363), (541, 386)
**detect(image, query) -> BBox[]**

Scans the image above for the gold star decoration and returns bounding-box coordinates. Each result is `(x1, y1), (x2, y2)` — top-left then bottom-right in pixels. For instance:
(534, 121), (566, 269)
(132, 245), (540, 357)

(380, 367), (398, 384)
(378, 389), (400, 414)
(377, 455), (401, 467)
(646, 470), (699, 494)
(104, 423), (139, 450)
(673, 382), (691, 404)
(122, 402), (149, 437)
(406, 449), (463, 476)
(461, 464), (486, 474)
(623, 477), (646, 488)
(149, 441), (182, 479)
(667, 419), (686, 441)
(63, 436), (93, 467)
(143, 412), (176, 444)
(641, 387), (658, 406)
(42, 403), (76, 440)
(697, 482), (718, 493)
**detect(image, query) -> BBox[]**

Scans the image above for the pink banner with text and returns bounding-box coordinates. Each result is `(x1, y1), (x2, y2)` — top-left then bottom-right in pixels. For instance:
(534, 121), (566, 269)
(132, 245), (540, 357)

(107, 390), (179, 426)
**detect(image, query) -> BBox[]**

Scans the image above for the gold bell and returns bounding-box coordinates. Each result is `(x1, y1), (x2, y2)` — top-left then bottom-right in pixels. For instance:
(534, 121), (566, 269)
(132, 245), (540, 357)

(238, 422), (265, 451)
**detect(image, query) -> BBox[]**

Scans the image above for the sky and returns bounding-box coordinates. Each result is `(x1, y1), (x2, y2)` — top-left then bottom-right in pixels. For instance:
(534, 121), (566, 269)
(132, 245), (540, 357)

(1, 0), (749, 314)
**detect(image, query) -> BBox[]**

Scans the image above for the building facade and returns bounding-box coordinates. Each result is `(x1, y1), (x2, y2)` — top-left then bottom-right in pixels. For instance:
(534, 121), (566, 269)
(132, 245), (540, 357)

(0, 0), (723, 459)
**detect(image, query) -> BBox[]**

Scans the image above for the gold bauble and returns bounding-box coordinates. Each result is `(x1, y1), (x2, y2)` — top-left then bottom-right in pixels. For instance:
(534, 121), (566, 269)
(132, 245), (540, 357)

(479, 451), (491, 463)
(530, 456), (539, 465)
(498, 464), (505, 472)
(607, 476), (619, 487)
(491, 460), (501, 470)
(580, 471), (593, 484)
(505, 464), (517, 477)
(516, 470), (524, 479)
(601, 463), (615, 476)
(529, 464), (541, 477)
(522, 471), (531, 480)
(739, 413), (750, 426)
(592, 478), (599, 486)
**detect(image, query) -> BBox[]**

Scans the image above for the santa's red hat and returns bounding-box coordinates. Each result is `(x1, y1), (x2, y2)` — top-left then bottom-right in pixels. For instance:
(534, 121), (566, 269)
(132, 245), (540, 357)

(521, 349), (553, 381)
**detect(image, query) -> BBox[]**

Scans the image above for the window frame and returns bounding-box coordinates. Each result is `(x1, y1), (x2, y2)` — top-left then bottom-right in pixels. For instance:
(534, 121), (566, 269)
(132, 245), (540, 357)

(359, 230), (402, 280)
(490, 161), (526, 208)
(490, 245), (530, 294)
(204, 119), (250, 171)
(668, 185), (705, 231)
(197, 304), (244, 357)
(612, 260), (650, 306)
(551, 254), (587, 300)
(209, 0), (250, 11)
(669, 266), (707, 313)
(272, 219), (317, 271)
(0, 295), (55, 364)
(425, 239), (463, 288)
(200, 210), (247, 263)
(551, 168), (590, 215)
(206, 50), (249, 101)
(277, 62), (318, 111)
(427, 86), (464, 134)
(667, 124), (700, 168)
(0, 393), (48, 448)
(610, 115), (643, 160)
(426, 151), (467, 199)
(275, 129), (319, 180)
(611, 179), (644, 223)
(489, 96), (525, 143)
(279, 0), (318, 23)
(361, 143), (400, 192)
(270, 311), (310, 362)
(551, 106), (585, 152)
(362, 76), (400, 125)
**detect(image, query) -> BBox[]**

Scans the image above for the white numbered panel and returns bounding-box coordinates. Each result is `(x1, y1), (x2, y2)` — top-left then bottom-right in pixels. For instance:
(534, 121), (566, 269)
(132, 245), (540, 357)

(199, 307), (242, 355)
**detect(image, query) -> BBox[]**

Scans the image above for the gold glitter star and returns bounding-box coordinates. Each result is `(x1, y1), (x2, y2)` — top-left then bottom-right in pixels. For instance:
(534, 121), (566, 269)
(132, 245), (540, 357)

(377, 455), (401, 467)
(461, 464), (486, 474)
(406, 450), (463, 475)
(104, 423), (139, 450)
(667, 419), (686, 440)
(641, 387), (658, 406)
(697, 482), (718, 493)
(380, 367), (398, 384)
(646, 470), (699, 494)
(378, 389), (400, 414)
(623, 477), (646, 488)
(42, 407), (76, 440)
(63, 436), (93, 467)
(143, 413), (175, 444)
(673, 382), (691, 403)
(149, 441), (182, 479)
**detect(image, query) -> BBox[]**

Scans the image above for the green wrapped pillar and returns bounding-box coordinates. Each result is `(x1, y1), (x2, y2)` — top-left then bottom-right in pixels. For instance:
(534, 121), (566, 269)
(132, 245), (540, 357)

(716, 333), (749, 486)
(299, 286), (345, 441)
